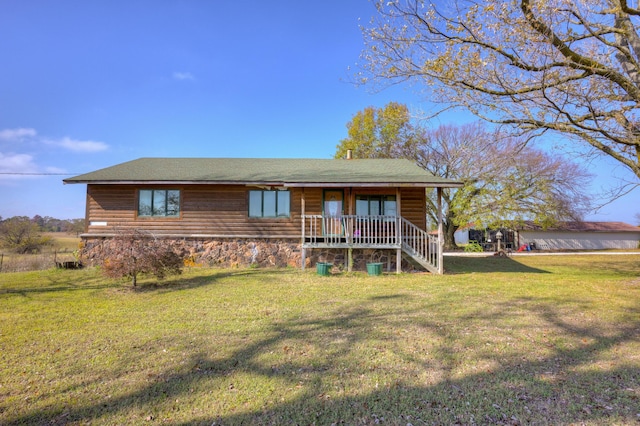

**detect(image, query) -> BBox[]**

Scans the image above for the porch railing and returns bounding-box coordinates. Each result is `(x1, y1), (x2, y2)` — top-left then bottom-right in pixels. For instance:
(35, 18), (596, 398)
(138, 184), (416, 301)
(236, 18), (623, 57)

(400, 217), (439, 272)
(303, 215), (401, 247)
(302, 215), (441, 273)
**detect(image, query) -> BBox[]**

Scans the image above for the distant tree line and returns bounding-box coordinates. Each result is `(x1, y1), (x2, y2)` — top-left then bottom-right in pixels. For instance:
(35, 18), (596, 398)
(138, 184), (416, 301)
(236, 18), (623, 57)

(0, 215), (85, 254)
(1, 215), (85, 234)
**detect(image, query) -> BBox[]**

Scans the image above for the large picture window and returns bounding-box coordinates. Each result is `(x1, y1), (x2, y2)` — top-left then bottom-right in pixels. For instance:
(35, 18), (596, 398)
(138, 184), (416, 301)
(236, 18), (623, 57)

(138, 189), (181, 217)
(249, 190), (290, 218)
(355, 195), (397, 217)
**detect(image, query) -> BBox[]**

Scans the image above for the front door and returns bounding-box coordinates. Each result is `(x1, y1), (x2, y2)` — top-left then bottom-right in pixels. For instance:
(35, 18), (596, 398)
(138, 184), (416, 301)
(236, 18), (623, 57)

(323, 190), (343, 236)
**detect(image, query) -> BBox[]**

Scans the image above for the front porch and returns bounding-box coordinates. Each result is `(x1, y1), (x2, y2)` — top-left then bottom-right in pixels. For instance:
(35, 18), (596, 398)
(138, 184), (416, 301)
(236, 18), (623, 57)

(301, 215), (442, 274)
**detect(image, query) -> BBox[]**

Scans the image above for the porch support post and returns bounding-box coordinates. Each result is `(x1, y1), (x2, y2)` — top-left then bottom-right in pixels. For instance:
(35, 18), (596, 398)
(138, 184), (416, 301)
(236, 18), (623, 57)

(396, 187), (402, 274)
(301, 188), (306, 271)
(347, 187), (353, 272)
(437, 187), (444, 274)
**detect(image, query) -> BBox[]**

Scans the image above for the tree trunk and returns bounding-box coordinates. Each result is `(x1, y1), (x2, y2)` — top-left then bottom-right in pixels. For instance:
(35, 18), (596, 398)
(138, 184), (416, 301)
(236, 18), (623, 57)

(443, 224), (458, 250)
(442, 210), (460, 251)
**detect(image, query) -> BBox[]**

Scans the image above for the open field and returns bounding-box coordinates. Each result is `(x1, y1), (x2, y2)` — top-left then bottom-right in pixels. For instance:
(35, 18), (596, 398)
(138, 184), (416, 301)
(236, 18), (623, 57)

(0, 233), (81, 273)
(1, 255), (639, 425)
(43, 232), (82, 252)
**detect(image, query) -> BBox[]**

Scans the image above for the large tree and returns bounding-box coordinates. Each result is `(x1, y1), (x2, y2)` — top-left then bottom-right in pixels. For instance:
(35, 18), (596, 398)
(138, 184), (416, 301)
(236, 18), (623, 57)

(359, 0), (640, 182)
(335, 104), (593, 248)
(335, 101), (416, 159)
(414, 124), (592, 247)
(0, 216), (51, 254)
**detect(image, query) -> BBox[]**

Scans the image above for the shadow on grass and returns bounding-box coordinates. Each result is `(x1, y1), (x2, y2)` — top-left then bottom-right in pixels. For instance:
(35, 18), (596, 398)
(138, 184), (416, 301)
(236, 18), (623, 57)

(367, 293), (408, 301)
(0, 267), (272, 297)
(5, 280), (639, 426)
(444, 255), (551, 274)
(0, 269), (116, 297)
(132, 268), (286, 293)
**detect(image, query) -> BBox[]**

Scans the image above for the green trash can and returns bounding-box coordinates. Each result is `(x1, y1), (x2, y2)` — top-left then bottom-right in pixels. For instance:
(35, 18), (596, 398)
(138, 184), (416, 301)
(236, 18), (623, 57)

(316, 262), (332, 276)
(366, 262), (383, 276)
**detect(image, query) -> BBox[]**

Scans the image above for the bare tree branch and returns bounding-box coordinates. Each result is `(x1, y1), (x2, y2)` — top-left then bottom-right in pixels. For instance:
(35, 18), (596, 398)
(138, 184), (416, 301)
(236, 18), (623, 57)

(360, 0), (640, 180)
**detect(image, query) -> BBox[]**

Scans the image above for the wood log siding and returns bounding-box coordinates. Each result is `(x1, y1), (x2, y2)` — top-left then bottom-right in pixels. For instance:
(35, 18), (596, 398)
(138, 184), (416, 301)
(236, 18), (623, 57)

(86, 184), (300, 237)
(85, 185), (428, 237)
(398, 188), (427, 229)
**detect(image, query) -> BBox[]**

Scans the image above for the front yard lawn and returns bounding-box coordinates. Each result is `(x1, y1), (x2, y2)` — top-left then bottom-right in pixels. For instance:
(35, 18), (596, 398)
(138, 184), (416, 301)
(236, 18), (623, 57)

(1, 254), (639, 425)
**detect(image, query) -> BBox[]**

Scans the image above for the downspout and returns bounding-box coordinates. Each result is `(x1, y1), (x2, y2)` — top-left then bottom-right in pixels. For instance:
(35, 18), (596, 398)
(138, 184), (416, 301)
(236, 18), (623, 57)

(84, 186), (90, 234)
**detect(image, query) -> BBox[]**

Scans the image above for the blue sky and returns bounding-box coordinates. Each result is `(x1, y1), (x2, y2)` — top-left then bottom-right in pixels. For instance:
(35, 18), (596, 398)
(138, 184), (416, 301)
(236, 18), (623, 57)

(1, 1), (638, 224)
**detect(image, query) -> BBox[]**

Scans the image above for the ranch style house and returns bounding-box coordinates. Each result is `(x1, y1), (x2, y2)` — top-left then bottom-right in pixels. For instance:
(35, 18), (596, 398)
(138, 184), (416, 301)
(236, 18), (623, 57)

(64, 157), (462, 274)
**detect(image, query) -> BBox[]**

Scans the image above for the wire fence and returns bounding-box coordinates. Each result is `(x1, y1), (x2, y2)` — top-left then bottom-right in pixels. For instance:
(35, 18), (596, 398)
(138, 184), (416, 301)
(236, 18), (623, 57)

(0, 249), (78, 273)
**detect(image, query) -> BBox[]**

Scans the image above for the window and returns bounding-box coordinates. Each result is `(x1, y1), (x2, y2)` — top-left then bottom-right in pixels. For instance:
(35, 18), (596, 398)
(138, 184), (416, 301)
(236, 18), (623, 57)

(249, 190), (290, 218)
(355, 195), (397, 216)
(138, 189), (180, 217)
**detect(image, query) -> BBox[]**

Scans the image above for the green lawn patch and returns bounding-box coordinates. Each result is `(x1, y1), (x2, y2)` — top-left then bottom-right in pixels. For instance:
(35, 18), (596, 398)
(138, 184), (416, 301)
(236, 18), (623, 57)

(1, 255), (639, 425)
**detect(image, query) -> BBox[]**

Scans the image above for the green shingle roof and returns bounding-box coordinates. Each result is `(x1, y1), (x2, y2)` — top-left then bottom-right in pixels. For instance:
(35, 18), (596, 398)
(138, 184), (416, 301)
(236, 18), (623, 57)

(63, 157), (462, 187)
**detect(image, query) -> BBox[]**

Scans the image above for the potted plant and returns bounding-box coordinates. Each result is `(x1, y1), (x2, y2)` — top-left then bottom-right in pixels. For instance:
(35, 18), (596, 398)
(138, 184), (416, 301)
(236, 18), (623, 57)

(366, 250), (384, 276)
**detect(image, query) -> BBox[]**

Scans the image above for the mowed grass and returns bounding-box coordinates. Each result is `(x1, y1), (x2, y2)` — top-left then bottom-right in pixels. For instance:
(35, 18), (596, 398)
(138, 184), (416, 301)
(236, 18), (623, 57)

(1, 255), (639, 425)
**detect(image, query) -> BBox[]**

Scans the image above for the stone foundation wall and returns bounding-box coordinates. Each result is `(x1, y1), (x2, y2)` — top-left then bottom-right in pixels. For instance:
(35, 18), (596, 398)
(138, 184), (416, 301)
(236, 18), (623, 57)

(80, 237), (418, 272)
(81, 237), (304, 269)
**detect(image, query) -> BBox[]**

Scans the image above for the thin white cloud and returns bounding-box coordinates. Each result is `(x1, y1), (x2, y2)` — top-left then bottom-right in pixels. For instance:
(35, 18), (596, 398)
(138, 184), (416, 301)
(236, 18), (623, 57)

(0, 128), (37, 141)
(0, 152), (38, 174)
(173, 71), (195, 81)
(45, 166), (67, 174)
(0, 128), (108, 181)
(54, 137), (109, 152)
(0, 128), (109, 152)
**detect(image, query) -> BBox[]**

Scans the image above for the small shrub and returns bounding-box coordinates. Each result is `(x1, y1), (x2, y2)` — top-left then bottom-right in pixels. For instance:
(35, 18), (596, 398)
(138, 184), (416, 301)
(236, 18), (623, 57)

(183, 255), (203, 268)
(91, 229), (183, 286)
(464, 240), (484, 253)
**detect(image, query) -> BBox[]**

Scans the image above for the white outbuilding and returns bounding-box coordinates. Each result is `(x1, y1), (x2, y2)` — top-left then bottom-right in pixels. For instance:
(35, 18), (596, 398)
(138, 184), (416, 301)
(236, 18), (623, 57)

(515, 221), (640, 250)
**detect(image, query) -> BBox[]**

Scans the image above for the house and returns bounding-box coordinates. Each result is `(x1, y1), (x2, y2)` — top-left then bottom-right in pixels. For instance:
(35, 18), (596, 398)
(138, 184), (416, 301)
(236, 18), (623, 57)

(454, 228), (470, 246)
(515, 221), (640, 250)
(64, 157), (462, 273)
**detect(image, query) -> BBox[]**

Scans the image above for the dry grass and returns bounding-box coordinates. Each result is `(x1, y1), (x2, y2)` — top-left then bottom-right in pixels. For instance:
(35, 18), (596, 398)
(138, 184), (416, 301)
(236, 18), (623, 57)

(1, 254), (639, 425)
(0, 233), (81, 272)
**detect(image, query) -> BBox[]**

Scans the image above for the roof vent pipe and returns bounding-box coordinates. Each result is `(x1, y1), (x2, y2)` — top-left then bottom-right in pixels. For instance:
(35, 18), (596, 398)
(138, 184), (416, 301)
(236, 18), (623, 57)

(346, 149), (353, 160)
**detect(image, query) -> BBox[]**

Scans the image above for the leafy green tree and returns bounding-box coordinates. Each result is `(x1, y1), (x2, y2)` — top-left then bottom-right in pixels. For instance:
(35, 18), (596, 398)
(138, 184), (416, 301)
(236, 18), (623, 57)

(0, 216), (52, 253)
(359, 0), (640, 182)
(334, 102), (416, 159)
